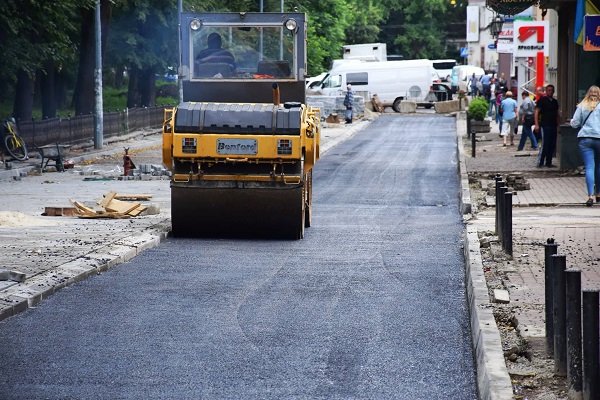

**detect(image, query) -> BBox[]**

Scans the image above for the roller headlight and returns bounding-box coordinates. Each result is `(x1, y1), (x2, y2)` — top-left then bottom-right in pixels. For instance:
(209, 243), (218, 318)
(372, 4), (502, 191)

(190, 19), (202, 31)
(284, 18), (297, 32)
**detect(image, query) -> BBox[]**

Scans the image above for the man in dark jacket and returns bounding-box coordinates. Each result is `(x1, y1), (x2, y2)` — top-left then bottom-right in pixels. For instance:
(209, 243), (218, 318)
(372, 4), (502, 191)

(534, 84), (561, 167)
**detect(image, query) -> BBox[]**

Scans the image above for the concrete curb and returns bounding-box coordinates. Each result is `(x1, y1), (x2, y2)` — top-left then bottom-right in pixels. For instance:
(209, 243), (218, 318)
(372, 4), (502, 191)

(456, 112), (514, 400)
(0, 221), (170, 322)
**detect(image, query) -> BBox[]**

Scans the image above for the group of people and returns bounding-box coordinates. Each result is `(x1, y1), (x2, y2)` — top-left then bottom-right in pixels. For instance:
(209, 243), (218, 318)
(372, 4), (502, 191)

(490, 84), (559, 165)
(486, 82), (600, 207)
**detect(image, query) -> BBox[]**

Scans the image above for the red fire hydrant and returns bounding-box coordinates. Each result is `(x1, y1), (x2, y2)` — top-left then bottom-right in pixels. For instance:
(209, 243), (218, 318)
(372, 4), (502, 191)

(123, 148), (136, 176)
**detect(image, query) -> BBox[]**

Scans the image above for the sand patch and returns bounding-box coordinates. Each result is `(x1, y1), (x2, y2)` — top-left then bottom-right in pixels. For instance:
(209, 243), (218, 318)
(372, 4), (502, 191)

(0, 211), (60, 227)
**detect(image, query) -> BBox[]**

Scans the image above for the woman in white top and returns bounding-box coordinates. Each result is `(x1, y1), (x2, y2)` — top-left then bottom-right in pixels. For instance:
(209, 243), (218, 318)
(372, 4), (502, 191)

(570, 85), (600, 206)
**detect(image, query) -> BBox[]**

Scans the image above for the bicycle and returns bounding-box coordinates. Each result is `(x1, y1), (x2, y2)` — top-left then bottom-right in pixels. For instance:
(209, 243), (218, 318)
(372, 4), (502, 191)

(1, 118), (28, 161)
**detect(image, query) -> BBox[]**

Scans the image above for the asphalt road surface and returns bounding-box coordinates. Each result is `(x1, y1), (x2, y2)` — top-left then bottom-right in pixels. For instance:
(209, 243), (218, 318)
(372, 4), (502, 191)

(0, 114), (478, 399)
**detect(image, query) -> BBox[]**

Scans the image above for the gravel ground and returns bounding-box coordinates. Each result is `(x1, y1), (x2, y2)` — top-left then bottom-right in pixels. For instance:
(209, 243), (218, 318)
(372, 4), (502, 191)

(469, 180), (568, 400)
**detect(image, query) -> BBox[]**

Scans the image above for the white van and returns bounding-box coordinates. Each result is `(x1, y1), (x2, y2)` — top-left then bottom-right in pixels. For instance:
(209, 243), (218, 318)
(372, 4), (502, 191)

(318, 59), (437, 111)
(432, 59), (457, 82)
(450, 65), (485, 93)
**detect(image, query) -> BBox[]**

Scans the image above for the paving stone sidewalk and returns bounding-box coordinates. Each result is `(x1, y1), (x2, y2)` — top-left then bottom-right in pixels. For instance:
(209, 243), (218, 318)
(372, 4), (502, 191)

(460, 115), (600, 344)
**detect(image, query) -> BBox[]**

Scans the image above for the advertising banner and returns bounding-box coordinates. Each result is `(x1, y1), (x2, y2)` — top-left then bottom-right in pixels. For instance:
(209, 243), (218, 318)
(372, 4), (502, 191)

(513, 20), (549, 57)
(466, 6), (479, 42)
(583, 15), (600, 51)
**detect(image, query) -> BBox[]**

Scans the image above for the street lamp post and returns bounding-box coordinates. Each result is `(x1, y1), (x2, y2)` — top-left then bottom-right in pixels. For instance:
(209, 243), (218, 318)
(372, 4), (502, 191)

(490, 15), (504, 39)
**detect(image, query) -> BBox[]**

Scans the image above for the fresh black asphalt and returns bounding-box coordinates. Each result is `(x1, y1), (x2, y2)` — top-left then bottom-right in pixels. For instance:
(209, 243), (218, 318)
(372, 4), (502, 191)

(0, 114), (478, 399)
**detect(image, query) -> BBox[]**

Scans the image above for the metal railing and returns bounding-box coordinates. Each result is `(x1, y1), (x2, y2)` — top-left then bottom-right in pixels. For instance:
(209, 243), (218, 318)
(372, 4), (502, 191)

(14, 106), (169, 148)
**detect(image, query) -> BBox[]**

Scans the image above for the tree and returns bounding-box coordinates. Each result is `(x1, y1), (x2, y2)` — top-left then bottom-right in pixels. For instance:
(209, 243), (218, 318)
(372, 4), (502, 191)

(298, 0), (354, 75)
(0, 0), (91, 120)
(107, 0), (179, 108)
(380, 0), (451, 59)
(344, 0), (385, 45)
(73, 0), (112, 116)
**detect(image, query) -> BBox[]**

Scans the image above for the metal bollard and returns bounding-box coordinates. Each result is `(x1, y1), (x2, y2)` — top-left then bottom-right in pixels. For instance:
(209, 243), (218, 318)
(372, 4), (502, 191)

(497, 186), (508, 243)
(502, 191), (513, 256)
(582, 289), (599, 400)
(471, 128), (476, 158)
(544, 239), (559, 356)
(552, 254), (567, 376)
(467, 117), (472, 138)
(494, 175), (503, 235)
(565, 269), (582, 396)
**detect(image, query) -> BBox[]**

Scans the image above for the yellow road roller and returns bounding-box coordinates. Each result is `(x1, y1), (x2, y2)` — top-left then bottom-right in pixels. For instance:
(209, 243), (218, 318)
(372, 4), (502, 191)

(162, 12), (320, 238)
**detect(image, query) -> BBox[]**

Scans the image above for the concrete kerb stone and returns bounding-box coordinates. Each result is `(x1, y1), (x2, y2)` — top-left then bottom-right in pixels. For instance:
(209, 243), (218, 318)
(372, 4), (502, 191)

(464, 227), (514, 400)
(457, 111), (513, 400)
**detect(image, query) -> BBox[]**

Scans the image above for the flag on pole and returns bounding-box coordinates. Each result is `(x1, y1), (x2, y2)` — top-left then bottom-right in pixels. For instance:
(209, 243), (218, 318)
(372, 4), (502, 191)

(574, 0), (600, 45)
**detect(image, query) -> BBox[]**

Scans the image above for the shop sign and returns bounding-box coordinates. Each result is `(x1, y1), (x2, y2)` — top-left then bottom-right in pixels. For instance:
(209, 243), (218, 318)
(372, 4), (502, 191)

(584, 15), (600, 51)
(513, 20), (549, 57)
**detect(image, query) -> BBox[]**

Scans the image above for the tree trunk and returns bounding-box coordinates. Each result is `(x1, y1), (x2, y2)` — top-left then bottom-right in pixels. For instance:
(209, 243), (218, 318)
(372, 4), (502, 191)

(114, 65), (124, 88)
(72, 1), (111, 116)
(73, 6), (94, 115)
(40, 61), (57, 119)
(139, 68), (156, 107)
(127, 67), (140, 108)
(13, 69), (34, 122)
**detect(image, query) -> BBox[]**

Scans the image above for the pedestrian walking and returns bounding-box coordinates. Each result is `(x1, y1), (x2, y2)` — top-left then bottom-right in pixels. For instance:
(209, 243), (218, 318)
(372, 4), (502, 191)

(570, 85), (600, 206)
(480, 73), (492, 100)
(535, 84), (561, 167)
(495, 90), (504, 133)
(469, 73), (478, 96)
(343, 84), (354, 124)
(488, 78), (497, 116)
(518, 90), (538, 151)
(500, 91), (518, 146)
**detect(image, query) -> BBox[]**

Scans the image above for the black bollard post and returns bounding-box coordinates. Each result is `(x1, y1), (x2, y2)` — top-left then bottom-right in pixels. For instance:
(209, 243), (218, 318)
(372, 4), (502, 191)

(544, 239), (559, 356)
(565, 269), (582, 397)
(467, 116), (472, 139)
(503, 191), (513, 256)
(471, 128), (476, 158)
(552, 254), (567, 376)
(582, 289), (599, 400)
(498, 186), (508, 244)
(494, 176), (503, 235)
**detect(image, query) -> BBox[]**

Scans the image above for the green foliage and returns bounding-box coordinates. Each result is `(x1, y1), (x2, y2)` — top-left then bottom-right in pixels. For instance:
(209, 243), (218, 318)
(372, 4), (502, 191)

(379, 0), (462, 59)
(468, 97), (489, 121)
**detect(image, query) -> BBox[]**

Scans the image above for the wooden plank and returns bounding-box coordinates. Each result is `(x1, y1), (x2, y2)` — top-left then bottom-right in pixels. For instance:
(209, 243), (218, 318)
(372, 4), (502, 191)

(70, 200), (97, 216)
(114, 194), (153, 201)
(127, 205), (147, 217)
(43, 207), (78, 217)
(78, 213), (129, 219)
(98, 191), (117, 208)
(105, 198), (141, 214)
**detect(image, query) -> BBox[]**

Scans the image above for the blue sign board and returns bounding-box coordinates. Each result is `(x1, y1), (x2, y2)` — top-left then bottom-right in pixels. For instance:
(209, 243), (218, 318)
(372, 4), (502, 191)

(584, 15), (600, 51)
(460, 47), (469, 58)
(488, 43), (497, 49)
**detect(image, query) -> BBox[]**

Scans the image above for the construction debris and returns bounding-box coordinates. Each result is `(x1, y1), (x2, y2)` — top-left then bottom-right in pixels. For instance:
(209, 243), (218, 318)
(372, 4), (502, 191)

(70, 191), (150, 219)
(42, 207), (78, 217)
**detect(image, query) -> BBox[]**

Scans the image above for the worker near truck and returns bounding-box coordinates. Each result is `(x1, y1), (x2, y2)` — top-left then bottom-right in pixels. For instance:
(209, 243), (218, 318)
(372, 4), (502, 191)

(344, 84), (354, 124)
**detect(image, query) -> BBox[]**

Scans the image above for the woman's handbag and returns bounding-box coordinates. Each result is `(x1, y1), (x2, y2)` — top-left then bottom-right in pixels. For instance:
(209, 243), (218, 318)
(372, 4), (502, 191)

(524, 114), (534, 125)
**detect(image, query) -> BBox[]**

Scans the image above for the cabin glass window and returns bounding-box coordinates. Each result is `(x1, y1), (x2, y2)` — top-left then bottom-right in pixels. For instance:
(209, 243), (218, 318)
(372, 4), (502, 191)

(323, 74), (342, 88)
(190, 25), (295, 80)
(346, 72), (368, 86)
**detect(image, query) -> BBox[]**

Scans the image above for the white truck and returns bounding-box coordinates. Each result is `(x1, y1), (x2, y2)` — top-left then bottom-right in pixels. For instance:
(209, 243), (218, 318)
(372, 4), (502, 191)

(342, 43), (387, 61)
(317, 59), (442, 111)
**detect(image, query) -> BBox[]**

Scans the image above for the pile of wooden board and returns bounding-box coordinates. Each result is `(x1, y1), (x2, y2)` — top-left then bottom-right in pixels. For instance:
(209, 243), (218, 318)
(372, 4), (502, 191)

(70, 191), (151, 219)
